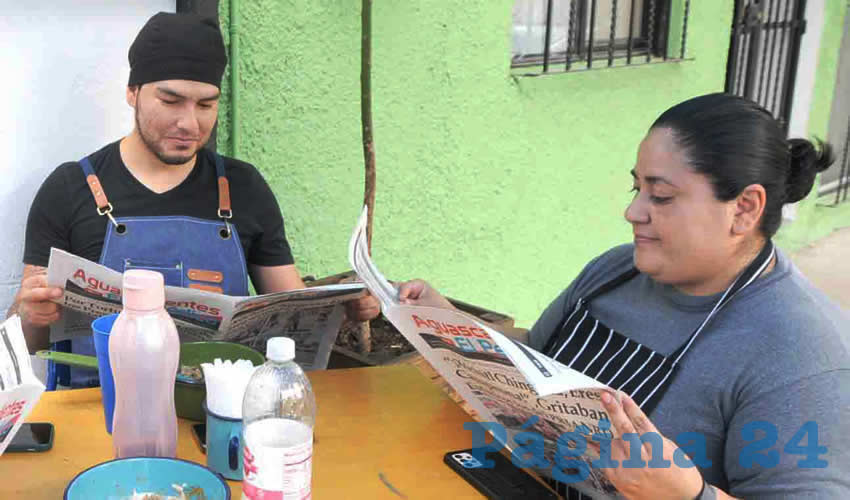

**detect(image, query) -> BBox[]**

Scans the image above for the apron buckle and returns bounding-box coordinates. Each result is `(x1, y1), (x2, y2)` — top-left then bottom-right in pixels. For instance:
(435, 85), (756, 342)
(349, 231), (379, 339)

(218, 209), (233, 239)
(219, 219), (233, 239)
(97, 203), (122, 232)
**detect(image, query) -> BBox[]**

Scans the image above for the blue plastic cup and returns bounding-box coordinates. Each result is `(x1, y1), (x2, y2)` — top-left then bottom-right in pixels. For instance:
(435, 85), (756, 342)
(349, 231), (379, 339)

(203, 402), (244, 480)
(92, 314), (119, 434)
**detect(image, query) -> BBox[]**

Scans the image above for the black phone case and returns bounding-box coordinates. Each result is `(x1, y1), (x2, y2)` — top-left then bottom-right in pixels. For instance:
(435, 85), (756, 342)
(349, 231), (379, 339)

(6, 423), (54, 452)
(191, 423), (207, 453)
(444, 449), (559, 500)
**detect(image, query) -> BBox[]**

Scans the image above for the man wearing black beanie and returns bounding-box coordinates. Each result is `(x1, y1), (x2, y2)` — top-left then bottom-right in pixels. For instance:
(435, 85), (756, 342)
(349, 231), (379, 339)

(12, 12), (379, 381)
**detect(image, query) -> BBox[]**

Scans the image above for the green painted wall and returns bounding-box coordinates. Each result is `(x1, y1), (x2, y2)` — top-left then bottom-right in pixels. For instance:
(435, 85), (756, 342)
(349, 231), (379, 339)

(217, 0), (846, 327)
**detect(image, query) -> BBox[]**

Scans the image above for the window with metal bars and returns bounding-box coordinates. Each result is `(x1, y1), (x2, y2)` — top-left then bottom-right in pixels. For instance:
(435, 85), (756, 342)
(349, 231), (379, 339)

(511, 0), (692, 75)
(724, 0), (807, 134)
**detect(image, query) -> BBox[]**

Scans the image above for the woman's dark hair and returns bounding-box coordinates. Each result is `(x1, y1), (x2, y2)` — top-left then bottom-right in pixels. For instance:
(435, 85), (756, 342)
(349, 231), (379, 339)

(651, 93), (835, 238)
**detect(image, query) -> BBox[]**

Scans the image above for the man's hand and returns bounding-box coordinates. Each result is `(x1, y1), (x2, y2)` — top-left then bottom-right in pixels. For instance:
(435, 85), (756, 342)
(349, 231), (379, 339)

(16, 266), (63, 328)
(345, 292), (380, 322)
(7, 265), (63, 352)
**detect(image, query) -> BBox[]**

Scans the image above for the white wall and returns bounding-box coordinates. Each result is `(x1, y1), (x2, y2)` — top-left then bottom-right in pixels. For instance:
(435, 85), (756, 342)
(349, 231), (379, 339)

(0, 1), (174, 320)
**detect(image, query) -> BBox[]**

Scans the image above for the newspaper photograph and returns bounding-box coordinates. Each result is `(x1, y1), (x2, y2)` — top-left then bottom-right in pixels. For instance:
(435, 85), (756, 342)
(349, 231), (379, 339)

(47, 248), (366, 370)
(348, 206), (620, 497)
(0, 316), (45, 456)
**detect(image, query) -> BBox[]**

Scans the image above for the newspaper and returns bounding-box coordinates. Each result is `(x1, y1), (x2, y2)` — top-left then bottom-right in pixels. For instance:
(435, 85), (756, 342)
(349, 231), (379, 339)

(349, 207), (621, 498)
(0, 316), (45, 456)
(47, 248), (366, 371)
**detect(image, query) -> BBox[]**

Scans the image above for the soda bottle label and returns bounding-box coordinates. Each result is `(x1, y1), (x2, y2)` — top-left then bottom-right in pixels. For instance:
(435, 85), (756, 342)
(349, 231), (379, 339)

(242, 419), (312, 500)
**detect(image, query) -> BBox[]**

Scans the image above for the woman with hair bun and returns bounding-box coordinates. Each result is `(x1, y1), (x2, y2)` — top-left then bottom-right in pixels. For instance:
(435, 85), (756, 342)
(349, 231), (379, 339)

(400, 94), (849, 499)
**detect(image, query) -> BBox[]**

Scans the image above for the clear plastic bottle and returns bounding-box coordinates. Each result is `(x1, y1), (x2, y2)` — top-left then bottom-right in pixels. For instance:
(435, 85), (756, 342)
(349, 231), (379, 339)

(109, 270), (179, 458)
(241, 337), (316, 500)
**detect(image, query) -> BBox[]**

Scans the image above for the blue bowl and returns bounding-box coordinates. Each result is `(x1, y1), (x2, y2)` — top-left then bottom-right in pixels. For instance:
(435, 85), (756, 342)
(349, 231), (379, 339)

(64, 457), (231, 499)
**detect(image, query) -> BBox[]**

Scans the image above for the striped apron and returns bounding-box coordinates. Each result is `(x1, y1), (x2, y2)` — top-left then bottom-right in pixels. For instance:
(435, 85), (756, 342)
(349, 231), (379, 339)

(541, 242), (776, 499)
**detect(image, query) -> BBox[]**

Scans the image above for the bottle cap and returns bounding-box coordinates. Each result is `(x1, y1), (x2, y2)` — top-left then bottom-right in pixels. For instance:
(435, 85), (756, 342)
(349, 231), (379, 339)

(122, 270), (165, 311)
(267, 337), (295, 362)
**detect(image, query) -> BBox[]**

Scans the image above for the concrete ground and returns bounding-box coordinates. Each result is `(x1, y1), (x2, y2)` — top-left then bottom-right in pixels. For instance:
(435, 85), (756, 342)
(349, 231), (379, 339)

(790, 226), (850, 310)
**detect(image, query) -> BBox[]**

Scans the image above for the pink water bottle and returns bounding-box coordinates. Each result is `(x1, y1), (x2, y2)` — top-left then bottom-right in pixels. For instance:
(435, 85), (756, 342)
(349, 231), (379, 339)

(109, 270), (180, 458)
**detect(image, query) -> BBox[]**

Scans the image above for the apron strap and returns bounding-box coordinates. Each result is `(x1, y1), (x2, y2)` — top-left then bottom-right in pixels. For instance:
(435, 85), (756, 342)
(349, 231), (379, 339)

(210, 150), (232, 219)
(79, 157), (119, 229)
(79, 150), (234, 231)
(669, 240), (776, 364)
(583, 267), (640, 304)
(209, 150), (233, 237)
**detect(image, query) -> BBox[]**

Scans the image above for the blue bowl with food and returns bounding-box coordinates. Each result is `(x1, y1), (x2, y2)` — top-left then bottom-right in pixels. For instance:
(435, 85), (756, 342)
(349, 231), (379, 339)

(64, 457), (230, 499)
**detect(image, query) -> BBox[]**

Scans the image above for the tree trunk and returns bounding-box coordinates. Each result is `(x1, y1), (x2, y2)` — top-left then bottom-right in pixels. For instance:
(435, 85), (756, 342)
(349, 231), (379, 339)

(358, 0), (375, 354)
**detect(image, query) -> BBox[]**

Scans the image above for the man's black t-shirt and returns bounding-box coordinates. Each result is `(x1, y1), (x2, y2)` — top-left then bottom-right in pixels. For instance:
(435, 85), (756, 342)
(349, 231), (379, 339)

(24, 141), (295, 269)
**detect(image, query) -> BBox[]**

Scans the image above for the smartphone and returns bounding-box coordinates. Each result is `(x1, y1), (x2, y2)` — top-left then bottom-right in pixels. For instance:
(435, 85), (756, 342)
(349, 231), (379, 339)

(444, 449), (558, 499)
(6, 422), (54, 452)
(191, 423), (206, 453)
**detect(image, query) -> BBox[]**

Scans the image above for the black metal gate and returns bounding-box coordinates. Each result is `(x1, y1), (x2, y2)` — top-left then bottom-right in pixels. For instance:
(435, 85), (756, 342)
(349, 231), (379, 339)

(725, 0), (807, 133)
(834, 116), (850, 204)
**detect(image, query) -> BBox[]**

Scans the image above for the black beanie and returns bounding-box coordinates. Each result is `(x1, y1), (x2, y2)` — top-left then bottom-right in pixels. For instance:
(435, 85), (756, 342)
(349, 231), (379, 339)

(128, 12), (227, 88)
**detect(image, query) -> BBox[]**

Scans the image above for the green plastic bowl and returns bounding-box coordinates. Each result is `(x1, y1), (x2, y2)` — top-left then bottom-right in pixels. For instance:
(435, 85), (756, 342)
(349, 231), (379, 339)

(176, 342), (265, 421)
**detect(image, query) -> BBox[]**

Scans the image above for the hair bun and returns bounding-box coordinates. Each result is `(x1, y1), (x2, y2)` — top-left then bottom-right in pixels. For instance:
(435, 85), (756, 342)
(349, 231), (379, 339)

(785, 138), (835, 203)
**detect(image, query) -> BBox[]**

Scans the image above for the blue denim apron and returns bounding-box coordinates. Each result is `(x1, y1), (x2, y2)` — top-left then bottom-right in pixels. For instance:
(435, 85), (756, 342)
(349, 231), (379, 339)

(58, 149), (250, 387)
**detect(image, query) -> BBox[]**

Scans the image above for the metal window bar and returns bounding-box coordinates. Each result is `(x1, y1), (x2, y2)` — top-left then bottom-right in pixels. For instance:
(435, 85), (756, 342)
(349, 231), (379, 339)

(772, 0), (794, 116)
(836, 115), (850, 205)
(587, 0), (597, 68)
(778, 0), (807, 131)
(566, 0), (578, 70)
(760, 0), (781, 106)
(742, 2), (763, 101)
(646, 0), (655, 62)
(725, 1), (745, 94)
(513, 0), (691, 76)
(575, 0), (589, 56)
(608, 0), (618, 66)
(542, 0), (555, 72)
(724, 0), (806, 134)
(661, 0), (673, 60)
(735, 28), (750, 94)
(626, 0), (636, 63)
(680, 0), (691, 58)
(756, 0), (776, 103)
(766, 0), (792, 115)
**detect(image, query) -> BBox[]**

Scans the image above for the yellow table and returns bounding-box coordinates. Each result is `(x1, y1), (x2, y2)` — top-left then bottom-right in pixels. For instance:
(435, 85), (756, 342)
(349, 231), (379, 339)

(0, 365), (489, 499)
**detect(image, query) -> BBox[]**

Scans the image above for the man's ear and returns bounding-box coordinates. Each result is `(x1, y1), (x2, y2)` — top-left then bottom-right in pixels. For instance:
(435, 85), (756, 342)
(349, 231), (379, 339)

(126, 85), (139, 108)
(732, 184), (767, 235)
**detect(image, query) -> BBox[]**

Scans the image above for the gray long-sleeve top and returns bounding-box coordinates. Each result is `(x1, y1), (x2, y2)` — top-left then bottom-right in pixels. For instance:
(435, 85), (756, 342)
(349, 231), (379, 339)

(528, 244), (850, 499)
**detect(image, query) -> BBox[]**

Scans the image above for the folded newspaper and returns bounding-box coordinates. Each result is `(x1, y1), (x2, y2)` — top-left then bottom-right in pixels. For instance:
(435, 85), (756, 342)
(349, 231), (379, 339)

(349, 207), (621, 498)
(0, 316), (45, 456)
(47, 248), (366, 371)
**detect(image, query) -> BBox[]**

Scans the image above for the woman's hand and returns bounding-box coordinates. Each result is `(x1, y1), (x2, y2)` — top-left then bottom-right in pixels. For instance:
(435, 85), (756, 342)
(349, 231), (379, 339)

(344, 292), (381, 322)
(396, 280), (455, 310)
(597, 392), (705, 500)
